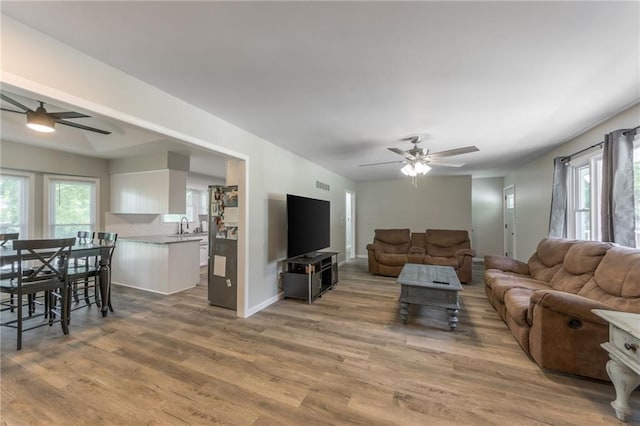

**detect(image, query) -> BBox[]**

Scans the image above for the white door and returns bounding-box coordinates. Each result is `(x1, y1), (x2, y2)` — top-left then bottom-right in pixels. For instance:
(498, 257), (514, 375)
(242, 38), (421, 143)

(345, 191), (355, 259)
(503, 185), (516, 258)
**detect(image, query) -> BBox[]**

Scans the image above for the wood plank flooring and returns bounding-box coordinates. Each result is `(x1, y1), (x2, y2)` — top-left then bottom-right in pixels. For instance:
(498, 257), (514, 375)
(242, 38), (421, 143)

(1, 260), (638, 425)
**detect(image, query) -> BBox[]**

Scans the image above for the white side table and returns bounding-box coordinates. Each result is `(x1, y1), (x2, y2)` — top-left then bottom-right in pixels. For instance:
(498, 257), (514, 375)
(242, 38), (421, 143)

(593, 309), (640, 422)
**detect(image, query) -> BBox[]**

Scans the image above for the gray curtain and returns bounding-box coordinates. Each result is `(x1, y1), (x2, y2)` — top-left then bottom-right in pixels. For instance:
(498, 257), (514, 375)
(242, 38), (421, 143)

(601, 129), (636, 247)
(549, 156), (568, 237)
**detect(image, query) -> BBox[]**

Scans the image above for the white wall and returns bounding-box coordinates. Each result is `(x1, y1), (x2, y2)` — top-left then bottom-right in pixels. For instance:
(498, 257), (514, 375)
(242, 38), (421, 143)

(504, 103), (640, 261)
(355, 176), (472, 256)
(188, 172), (225, 188)
(1, 16), (356, 316)
(0, 140), (110, 238)
(471, 177), (505, 257)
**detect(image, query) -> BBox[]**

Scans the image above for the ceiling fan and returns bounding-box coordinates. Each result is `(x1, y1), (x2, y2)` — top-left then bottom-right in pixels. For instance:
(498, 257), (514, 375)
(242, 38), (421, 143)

(0, 93), (111, 135)
(360, 136), (479, 176)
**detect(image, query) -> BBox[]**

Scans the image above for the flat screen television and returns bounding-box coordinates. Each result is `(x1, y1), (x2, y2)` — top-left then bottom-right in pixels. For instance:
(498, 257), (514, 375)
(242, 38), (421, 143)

(287, 194), (330, 258)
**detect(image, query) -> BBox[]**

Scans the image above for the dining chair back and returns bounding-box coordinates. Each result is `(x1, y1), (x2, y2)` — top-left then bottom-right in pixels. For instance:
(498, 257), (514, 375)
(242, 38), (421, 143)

(0, 233), (19, 247)
(0, 233), (20, 313)
(69, 231), (98, 309)
(0, 237), (76, 350)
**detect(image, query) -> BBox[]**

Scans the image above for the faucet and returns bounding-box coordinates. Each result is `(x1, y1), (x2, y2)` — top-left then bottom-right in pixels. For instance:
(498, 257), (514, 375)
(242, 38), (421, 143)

(179, 216), (190, 234)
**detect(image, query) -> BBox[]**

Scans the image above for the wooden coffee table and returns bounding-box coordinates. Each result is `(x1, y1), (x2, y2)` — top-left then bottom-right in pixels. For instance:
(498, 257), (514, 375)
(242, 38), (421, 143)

(396, 263), (463, 330)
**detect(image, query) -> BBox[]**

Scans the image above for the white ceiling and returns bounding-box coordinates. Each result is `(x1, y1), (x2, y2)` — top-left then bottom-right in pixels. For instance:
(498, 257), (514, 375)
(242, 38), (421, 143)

(0, 90), (228, 178)
(2, 1), (639, 181)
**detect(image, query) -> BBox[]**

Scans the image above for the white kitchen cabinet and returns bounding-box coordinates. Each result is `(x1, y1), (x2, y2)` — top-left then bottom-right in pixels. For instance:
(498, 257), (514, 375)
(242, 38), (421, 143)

(112, 237), (200, 294)
(199, 242), (208, 266)
(111, 169), (186, 214)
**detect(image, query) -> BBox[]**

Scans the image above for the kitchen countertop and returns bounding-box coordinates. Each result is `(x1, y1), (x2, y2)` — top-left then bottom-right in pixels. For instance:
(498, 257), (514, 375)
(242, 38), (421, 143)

(120, 233), (207, 245)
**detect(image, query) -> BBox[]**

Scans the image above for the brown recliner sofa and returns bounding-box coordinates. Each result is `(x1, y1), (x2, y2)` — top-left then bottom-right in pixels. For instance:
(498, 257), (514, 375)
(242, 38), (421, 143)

(484, 237), (640, 381)
(410, 229), (476, 284)
(367, 228), (475, 283)
(366, 229), (411, 277)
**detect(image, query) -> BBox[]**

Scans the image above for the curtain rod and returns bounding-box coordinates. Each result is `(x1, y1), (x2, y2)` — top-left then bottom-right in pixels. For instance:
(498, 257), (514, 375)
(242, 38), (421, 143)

(561, 125), (639, 162)
(623, 124), (640, 135)
(560, 141), (603, 162)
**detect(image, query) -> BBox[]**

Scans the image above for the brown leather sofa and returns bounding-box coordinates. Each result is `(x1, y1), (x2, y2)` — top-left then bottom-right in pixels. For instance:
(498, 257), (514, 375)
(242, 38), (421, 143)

(410, 229), (476, 284)
(484, 237), (640, 381)
(366, 229), (411, 277)
(367, 228), (475, 283)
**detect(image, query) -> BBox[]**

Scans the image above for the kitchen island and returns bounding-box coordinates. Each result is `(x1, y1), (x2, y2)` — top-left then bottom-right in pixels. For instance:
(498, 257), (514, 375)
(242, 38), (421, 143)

(112, 234), (202, 294)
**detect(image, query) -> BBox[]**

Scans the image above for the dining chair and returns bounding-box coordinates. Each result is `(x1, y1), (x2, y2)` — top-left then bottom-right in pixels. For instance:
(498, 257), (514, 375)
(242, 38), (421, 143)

(96, 232), (117, 312)
(68, 231), (97, 307)
(0, 233), (20, 313)
(0, 237), (76, 350)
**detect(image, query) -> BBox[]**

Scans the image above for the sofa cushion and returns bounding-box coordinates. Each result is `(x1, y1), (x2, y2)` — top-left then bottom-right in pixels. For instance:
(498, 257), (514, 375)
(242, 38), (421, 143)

(376, 252), (409, 267)
(410, 232), (426, 250)
(491, 275), (549, 303)
(374, 229), (411, 254)
(504, 287), (534, 326)
(423, 255), (458, 268)
(577, 246), (640, 313)
(549, 241), (613, 294)
(484, 269), (531, 289)
(424, 229), (470, 257)
(527, 237), (576, 282)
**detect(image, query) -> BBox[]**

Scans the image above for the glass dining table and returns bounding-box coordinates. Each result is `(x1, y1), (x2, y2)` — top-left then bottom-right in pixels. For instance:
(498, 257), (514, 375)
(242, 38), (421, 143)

(0, 240), (116, 317)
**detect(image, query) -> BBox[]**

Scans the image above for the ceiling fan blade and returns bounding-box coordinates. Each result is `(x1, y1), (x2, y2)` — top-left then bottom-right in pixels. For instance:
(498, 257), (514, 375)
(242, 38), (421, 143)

(56, 119), (111, 135)
(0, 107), (26, 114)
(359, 160), (405, 167)
(428, 159), (465, 167)
(49, 111), (90, 119)
(388, 147), (416, 161)
(429, 145), (479, 158)
(1, 94), (33, 112)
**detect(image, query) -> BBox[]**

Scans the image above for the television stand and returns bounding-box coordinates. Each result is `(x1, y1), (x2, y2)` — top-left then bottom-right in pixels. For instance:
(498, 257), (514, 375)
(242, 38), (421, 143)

(282, 252), (339, 303)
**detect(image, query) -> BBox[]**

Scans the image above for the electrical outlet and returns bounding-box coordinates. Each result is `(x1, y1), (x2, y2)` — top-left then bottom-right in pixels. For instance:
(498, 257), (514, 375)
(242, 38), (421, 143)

(226, 279), (232, 288)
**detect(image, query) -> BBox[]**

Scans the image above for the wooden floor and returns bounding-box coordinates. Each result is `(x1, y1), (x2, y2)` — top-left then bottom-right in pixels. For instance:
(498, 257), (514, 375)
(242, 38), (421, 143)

(1, 260), (638, 425)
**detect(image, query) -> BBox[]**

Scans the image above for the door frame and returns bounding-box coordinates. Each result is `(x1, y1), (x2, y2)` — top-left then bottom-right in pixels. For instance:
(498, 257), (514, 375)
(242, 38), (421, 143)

(503, 185), (516, 258)
(345, 190), (356, 260)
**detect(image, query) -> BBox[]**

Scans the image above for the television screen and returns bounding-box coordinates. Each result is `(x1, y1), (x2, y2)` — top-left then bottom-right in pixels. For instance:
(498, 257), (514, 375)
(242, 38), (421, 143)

(287, 194), (330, 258)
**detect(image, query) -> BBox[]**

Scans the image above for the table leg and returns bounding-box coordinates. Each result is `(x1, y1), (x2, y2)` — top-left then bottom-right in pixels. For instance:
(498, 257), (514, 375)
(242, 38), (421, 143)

(447, 308), (459, 331)
(400, 302), (409, 324)
(98, 258), (111, 318)
(606, 359), (640, 421)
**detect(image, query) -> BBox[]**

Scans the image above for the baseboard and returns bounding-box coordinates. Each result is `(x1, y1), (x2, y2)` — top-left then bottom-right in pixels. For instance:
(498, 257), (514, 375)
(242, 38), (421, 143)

(245, 291), (283, 317)
(473, 257), (484, 263)
(111, 281), (197, 296)
(338, 259), (347, 267)
(356, 254), (367, 259)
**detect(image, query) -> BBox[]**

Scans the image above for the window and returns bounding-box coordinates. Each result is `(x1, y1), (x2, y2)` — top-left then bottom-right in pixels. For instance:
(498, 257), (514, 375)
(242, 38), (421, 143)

(0, 171), (32, 237)
(186, 186), (208, 222)
(568, 155), (602, 241)
(635, 136), (640, 247)
(568, 133), (640, 244)
(44, 175), (99, 238)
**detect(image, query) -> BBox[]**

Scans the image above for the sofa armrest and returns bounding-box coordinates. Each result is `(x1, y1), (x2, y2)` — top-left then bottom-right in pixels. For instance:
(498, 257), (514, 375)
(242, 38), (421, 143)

(529, 289), (610, 325)
(408, 246), (425, 255)
(484, 255), (529, 275)
(366, 243), (381, 254)
(455, 248), (476, 258)
(528, 288), (612, 380)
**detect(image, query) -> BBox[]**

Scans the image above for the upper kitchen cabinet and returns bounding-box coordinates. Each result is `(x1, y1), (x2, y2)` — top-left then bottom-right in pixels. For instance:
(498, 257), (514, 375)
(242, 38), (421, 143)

(111, 169), (186, 214)
(109, 152), (189, 214)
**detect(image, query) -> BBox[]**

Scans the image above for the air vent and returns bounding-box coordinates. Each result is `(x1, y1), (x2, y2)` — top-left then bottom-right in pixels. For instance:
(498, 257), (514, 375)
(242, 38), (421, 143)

(316, 180), (330, 191)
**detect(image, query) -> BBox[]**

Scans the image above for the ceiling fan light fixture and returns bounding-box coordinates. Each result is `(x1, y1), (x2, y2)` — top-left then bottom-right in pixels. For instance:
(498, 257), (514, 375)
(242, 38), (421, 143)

(401, 163), (417, 177)
(26, 107), (55, 133)
(414, 162), (431, 175)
